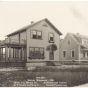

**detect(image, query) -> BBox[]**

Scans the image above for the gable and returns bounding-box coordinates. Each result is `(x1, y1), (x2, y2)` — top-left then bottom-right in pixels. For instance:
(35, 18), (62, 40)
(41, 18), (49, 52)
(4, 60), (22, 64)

(61, 33), (79, 47)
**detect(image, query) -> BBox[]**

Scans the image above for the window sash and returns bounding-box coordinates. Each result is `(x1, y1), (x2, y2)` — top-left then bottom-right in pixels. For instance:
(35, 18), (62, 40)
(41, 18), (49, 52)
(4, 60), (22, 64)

(29, 47), (44, 58)
(71, 51), (75, 57)
(49, 33), (54, 41)
(83, 52), (85, 57)
(32, 31), (42, 39)
(63, 51), (66, 57)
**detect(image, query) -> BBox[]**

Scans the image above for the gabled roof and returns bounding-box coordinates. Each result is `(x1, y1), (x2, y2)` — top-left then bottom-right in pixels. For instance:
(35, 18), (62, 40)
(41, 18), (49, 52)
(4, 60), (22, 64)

(6, 18), (62, 37)
(68, 33), (88, 45)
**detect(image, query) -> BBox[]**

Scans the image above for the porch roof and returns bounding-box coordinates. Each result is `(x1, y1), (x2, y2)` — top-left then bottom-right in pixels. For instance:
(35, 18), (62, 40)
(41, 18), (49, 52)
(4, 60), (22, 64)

(46, 44), (58, 51)
(81, 45), (88, 51)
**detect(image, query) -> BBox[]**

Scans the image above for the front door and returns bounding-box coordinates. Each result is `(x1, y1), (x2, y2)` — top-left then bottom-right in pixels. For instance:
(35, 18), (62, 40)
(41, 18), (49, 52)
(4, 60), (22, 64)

(49, 49), (54, 60)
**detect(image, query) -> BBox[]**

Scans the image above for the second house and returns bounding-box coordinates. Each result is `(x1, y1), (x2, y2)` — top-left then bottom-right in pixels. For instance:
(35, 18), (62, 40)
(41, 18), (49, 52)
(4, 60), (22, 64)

(60, 33), (88, 64)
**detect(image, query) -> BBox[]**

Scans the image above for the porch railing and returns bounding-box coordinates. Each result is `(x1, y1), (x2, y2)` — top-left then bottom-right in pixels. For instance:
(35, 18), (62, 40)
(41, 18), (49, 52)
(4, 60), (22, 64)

(0, 38), (26, 45)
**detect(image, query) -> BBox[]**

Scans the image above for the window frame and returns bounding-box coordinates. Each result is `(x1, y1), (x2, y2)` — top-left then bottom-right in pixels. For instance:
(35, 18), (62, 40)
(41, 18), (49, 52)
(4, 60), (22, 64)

(32, 30), (42, 40)
(63, 50), (66, 57)
(48, 32), (54, 43)
(29, 47), (45, 59)
(71, 50), (75, 58)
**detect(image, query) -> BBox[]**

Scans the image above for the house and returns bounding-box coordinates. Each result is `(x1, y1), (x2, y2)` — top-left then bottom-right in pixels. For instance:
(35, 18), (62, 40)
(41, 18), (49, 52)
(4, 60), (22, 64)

(60, 33), (88, 64)
(0, 18), (62, 67)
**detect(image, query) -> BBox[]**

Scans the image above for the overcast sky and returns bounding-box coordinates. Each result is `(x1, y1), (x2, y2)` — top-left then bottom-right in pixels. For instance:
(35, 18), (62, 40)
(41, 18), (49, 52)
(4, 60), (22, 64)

(0, 1), (88, 40)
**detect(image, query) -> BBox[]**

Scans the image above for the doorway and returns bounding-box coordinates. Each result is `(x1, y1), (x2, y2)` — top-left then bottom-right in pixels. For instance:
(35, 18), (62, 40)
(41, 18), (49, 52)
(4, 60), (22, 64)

(49, 49), (54, 60)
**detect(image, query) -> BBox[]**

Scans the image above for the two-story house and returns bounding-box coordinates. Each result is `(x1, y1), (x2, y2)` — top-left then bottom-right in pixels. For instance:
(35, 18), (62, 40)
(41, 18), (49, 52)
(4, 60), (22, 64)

(0, 18), (62, 67)
(60, 33), (88, 64)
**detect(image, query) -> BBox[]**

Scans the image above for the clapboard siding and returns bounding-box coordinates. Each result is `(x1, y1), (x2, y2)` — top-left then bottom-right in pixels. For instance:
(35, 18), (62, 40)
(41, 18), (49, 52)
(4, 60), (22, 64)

(9, 34), (19, 40)
(20, 31), (26, 40)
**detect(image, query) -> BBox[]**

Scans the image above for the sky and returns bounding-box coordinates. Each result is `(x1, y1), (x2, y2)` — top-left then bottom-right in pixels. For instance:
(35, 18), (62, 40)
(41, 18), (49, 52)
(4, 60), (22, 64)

(0, 1), (88, 40)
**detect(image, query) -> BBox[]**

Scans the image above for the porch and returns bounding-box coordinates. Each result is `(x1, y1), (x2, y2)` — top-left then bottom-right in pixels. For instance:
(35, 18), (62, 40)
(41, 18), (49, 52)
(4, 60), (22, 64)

(0, 38), (26, 67)
(81, 45), (88, 60)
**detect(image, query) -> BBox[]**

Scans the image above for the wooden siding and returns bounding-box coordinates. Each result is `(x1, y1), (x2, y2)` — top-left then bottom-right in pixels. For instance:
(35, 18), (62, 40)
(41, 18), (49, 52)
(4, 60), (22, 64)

(9, 34), (19, 40)
(60, 34), (79, 61)
(26, 20), (60, 62)
(9, 32), (26, 41)
(20, 31), (26, 40)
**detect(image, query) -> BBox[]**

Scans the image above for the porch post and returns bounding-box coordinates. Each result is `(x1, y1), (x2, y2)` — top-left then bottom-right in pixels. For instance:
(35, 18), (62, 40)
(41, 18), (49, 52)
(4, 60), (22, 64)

(22, 47), (24, 61)
(5, 46), (8, 62)
(2, 48), (3, 59)
(1, 48), (3, 60)
(24, 47), (26, 62)
(0, 48), (1, 61)
(9, 47), (11, 61)
(20, 48), (22, 61)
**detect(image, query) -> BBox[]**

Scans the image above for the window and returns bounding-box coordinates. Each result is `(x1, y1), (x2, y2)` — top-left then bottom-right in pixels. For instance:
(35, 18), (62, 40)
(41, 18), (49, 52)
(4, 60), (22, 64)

(71, 50), (75, 58)
(29, 47), (44, 59)
(49, 33), (54, 42)
(63, 51), (66, 57)
(83, 52), (85, 57)
(32, 30), (42, 39)
(37, 31), (42, 39)
(32, 31), (37, 39)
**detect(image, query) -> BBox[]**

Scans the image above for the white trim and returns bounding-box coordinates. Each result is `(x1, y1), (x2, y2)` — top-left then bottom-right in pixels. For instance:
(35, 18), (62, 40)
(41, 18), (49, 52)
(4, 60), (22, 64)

(71, 50), (75, 58)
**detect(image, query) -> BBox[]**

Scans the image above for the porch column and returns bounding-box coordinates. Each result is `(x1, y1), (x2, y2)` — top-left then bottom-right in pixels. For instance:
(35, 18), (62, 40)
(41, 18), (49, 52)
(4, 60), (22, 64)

(24, 47), (26, 62)
(0, 48), (3, 61)
(5, 46), (8, 62)
(0, 48), (1, 61)
(2, 48), (3, 58)
(22, 47), (24, 61)
(9, 47), (11, 61)
(20, 48), (22, 61)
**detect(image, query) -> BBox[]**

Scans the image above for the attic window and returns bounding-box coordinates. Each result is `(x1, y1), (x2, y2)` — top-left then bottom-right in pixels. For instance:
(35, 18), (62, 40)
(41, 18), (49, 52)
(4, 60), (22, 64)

(68, 40), (70, 45)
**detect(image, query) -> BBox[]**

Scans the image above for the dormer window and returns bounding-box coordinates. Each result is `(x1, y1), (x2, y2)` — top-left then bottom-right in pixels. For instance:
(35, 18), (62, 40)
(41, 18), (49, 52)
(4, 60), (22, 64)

(49, 33), (54, 43)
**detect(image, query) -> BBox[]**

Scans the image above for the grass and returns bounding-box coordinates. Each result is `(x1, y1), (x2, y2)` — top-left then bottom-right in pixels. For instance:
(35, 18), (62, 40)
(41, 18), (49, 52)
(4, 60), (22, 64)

(0, 66), (88, 87)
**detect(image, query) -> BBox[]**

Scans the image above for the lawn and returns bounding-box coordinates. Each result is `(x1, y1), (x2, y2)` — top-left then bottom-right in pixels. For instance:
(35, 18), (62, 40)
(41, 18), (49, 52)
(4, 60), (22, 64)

(0, 65), (88, 87)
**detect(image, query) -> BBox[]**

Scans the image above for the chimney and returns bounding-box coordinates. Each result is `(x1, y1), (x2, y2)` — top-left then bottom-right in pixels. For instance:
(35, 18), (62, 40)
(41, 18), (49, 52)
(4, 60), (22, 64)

(31, 21), (34, 24)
